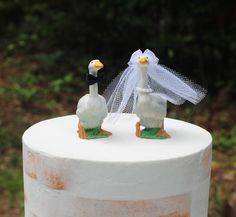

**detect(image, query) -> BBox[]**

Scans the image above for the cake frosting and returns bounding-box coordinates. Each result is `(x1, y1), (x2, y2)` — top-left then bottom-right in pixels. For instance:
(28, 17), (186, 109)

(22, 114), (212, 217)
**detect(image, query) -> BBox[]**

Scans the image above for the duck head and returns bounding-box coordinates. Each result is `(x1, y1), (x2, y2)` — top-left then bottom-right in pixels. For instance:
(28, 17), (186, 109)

(128, 49), (159, 69)
(138, 56), (149, 69)
(88, 59), (104, 75)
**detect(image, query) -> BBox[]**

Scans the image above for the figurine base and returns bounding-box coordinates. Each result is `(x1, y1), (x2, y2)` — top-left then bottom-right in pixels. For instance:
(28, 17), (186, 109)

(84, 128), (111, 139)
(141, 128), (169, 139)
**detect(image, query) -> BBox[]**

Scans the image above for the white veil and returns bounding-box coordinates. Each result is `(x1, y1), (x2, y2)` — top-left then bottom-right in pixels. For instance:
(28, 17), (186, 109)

(103, 49), (207, 114)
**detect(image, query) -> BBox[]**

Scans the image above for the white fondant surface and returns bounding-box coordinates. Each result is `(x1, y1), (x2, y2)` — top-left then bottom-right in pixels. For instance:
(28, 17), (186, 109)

(23, 114), (212, 162)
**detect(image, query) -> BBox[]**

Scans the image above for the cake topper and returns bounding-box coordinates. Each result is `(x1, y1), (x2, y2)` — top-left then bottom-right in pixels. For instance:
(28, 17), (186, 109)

(104, 49), (206, 139)
(76, 59), (112, 139)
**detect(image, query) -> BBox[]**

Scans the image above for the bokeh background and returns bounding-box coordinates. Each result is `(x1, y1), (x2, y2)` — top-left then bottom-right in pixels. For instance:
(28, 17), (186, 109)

(0, 0), (236, 216)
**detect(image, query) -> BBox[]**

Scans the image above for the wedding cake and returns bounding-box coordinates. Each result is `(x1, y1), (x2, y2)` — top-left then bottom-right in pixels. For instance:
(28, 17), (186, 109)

(22, 114), (212, 217)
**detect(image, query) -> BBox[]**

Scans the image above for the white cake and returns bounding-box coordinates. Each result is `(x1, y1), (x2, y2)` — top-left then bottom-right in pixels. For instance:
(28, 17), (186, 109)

(22, 114), (212, 217)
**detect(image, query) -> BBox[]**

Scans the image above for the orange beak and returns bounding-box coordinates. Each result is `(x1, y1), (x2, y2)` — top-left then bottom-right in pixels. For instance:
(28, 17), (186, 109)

(139, 57), (148, 64)
(95, 60), (104, 69)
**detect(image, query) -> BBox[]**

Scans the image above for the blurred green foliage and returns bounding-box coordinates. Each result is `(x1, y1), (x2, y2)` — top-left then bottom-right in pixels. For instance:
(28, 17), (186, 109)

(49, 73), (76, 94)
(8, 71), (43, 102)
(3, 69), (81, 103)
(0, 149), (24, 215)
(0, 168), (23, 197)
(0, 128), (19, 148)
(213, 127), (236, 151)
(0, 0), (235, 91)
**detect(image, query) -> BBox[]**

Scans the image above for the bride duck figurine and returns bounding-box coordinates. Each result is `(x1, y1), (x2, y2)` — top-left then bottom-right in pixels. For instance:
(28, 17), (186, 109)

(76, 59), (112, 139)
(104, 49), (206, 139)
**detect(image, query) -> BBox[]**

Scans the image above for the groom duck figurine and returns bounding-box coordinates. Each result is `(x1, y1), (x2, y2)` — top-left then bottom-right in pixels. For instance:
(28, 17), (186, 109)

(76, 59), (112, 139)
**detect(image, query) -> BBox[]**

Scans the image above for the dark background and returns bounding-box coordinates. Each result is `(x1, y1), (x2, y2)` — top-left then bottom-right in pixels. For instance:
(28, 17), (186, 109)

(0, 0), (235, 216)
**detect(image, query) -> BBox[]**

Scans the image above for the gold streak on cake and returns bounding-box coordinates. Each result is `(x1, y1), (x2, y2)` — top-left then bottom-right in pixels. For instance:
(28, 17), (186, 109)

(25, 169), (37, 180)
(161, 212), (190, 217)
(25, 150), (40, 165)
(47, 174), (65, 190)
(24, 149), (40, 180)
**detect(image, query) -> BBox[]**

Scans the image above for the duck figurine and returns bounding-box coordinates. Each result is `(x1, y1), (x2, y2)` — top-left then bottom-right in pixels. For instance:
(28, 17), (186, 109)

(76, 59), (112, 139)
(135, 56), (169, 139)
(104, 49), (206, 139)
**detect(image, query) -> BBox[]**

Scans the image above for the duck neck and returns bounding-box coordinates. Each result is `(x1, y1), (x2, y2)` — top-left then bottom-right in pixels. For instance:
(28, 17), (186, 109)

(138, 66), (149, 89)
(89, 70), (99, 97)
(89, 83), (98, 96)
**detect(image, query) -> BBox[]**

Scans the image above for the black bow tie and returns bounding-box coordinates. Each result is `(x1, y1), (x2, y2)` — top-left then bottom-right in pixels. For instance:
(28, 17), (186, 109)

(86, 72), (104, 86)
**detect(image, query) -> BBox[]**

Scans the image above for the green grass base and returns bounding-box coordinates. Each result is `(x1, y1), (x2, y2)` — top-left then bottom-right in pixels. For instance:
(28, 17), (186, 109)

(85, 128), (110, 139)
(141, 128), (169, 139)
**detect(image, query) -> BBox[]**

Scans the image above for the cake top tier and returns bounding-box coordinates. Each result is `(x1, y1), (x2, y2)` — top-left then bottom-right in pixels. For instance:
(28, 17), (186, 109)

(22, 114), (212, 162)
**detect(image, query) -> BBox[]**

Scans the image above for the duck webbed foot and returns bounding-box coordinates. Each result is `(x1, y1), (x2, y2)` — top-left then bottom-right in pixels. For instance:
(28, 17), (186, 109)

(156, 129), (170, 138)
(135, 121), (141, 137)
(156, 122), (170, 139)
(100, 128), (112, 136)
(78, 122), (87, 139)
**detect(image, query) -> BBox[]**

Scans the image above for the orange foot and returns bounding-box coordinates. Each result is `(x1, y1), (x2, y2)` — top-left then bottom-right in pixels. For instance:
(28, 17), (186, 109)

(136, 121), (141, 137)
(100, 128), (112, 135)
(78, 122), (87, 139)
(156, 129), (170, 138)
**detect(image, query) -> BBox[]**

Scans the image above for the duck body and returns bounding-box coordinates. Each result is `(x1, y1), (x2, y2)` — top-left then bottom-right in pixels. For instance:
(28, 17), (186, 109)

(76, 93), (108, 129)
(135, 57), (170, 139)
(135, 91), (167, 129)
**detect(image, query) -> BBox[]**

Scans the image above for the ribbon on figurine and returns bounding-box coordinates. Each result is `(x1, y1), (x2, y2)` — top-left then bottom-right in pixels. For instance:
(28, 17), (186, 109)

(86, 72), (104, 85)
